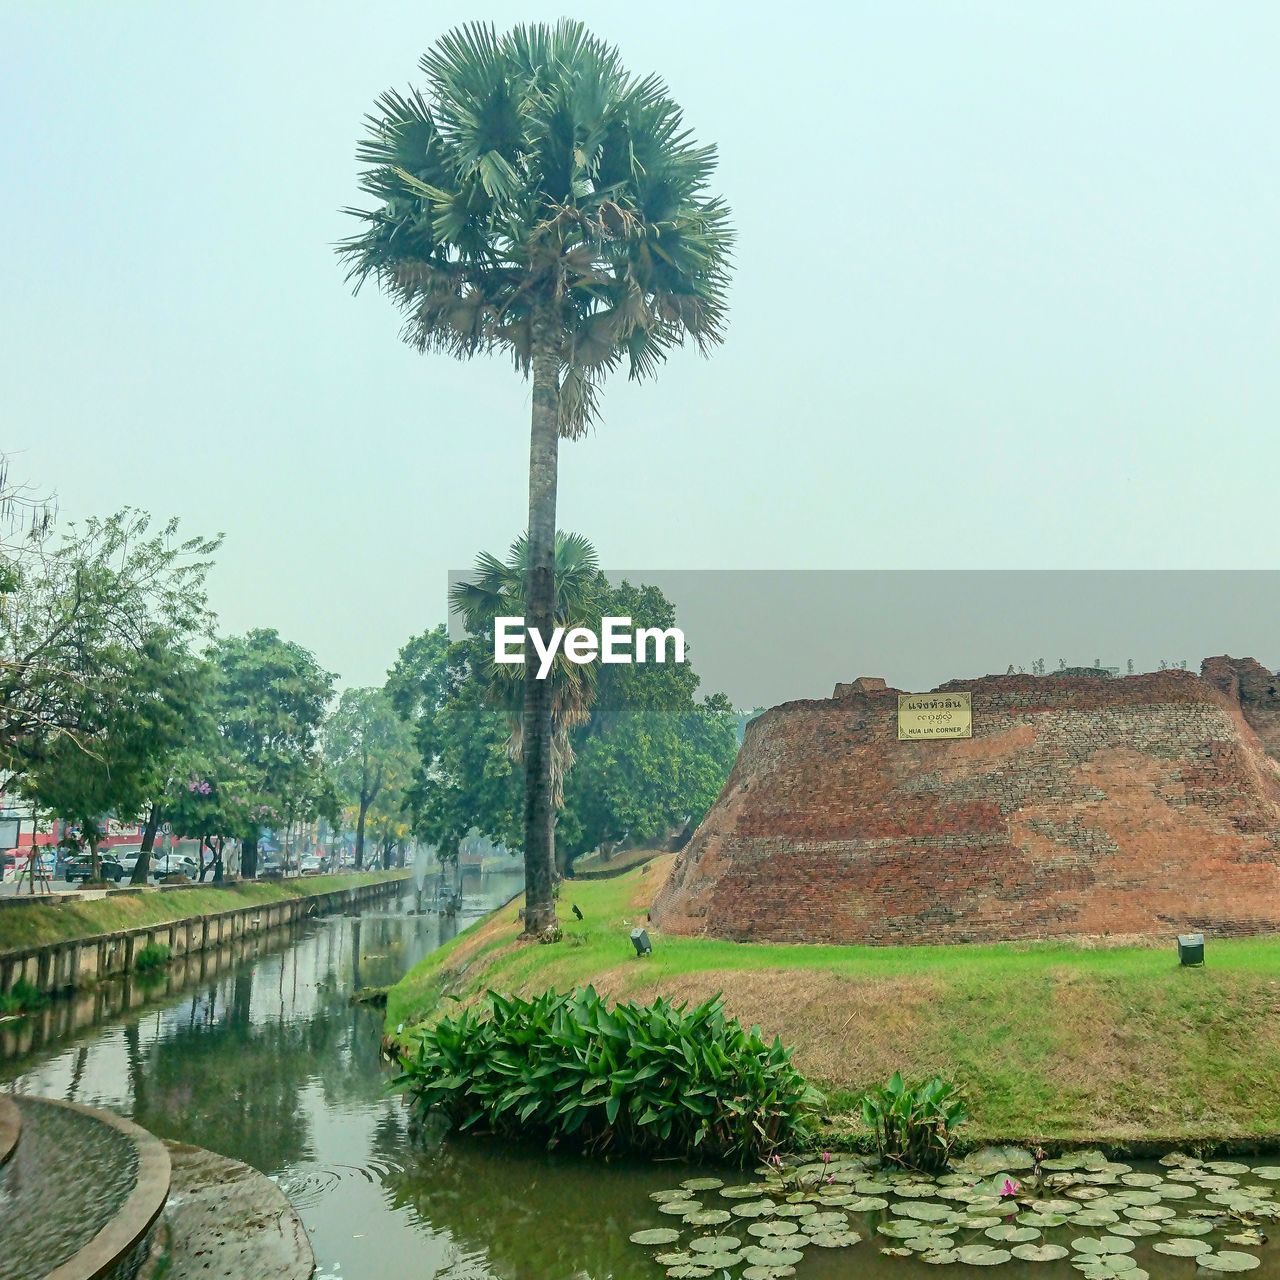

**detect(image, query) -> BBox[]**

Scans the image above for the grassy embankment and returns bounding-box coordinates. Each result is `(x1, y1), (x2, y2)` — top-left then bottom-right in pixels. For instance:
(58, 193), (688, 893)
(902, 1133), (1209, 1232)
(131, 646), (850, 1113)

(0, 869), (411, 954)
(387, 856), (1280, 1148)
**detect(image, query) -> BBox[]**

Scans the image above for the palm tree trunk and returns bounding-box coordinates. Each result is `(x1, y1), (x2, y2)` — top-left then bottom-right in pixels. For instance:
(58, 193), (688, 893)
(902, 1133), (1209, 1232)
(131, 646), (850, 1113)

(522, 310), (560, 936)
(131, 802), (161, 885)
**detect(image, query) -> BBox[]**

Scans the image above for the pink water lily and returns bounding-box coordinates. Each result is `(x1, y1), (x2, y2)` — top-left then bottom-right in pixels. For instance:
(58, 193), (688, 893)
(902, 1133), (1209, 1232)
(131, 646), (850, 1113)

(1000, 1178), (1021, 1198)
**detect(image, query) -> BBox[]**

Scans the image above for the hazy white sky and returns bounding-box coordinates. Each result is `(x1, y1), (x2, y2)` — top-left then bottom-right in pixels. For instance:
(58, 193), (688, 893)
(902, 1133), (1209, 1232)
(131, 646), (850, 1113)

(4, 2), (1278, 693)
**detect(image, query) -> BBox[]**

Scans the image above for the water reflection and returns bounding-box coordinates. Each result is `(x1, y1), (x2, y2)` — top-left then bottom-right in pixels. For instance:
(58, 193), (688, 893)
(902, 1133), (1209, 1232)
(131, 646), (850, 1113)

(5, 869), (1277, 1280)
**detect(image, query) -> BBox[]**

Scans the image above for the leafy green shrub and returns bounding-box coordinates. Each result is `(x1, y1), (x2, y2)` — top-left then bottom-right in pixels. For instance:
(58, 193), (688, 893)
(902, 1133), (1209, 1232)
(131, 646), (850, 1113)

(133, 943), (171, 972)
(0, 978), (47, 1016)
(860, 1072), (968, 1172)
(394, 986), (821, 1163)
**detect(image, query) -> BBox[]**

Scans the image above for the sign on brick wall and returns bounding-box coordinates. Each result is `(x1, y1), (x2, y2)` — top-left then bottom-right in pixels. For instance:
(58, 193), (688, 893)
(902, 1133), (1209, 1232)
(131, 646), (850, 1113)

(898, 692), (972, 740)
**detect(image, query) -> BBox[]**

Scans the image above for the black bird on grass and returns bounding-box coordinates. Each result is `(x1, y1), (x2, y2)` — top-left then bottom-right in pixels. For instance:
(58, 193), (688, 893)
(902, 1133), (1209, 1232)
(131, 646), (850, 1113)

(571, 904), (584, 920)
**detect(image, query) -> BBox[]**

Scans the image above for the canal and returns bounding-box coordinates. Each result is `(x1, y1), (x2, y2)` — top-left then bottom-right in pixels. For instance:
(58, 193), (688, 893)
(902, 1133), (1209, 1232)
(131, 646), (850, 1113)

(4, 869), (1278, 1280)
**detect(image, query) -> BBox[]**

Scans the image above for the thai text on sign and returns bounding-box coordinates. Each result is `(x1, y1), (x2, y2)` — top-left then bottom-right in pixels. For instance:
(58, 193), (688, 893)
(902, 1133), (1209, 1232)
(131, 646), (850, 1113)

(897, 692), (972, 740)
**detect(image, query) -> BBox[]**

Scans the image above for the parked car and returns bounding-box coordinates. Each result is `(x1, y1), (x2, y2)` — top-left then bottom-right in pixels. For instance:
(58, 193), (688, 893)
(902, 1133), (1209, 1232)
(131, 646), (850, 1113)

(298, 854), (325, 876)
(65, 855), (126, 883)
(151, 853), (199, 880)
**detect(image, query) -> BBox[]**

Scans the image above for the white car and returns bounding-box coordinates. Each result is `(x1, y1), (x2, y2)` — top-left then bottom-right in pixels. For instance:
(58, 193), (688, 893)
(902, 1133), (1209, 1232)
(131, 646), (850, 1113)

(151, 853), (199, 879)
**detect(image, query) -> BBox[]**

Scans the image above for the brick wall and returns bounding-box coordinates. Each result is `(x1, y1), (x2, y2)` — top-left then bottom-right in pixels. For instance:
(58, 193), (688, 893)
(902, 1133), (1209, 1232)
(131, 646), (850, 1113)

(652, 661), (1280, 944)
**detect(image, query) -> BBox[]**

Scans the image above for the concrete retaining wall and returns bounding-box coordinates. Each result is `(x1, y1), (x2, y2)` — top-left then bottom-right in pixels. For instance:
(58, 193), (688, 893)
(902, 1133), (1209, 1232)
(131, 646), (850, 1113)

(0, 876), (408, 1001)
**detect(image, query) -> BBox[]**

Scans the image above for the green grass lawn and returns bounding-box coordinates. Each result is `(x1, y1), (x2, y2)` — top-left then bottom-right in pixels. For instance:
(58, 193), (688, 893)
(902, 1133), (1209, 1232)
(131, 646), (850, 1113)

(0, 869), (411, 954)
(387, 859), (1280, 1148)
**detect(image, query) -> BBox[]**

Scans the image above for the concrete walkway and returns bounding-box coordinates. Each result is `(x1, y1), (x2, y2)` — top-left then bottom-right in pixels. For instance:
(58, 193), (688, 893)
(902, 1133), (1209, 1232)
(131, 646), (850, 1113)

(149, 1141), (314, 1279)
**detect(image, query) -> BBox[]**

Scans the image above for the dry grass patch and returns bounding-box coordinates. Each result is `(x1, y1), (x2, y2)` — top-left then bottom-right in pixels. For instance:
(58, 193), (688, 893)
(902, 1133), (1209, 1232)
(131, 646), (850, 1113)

(620, 967), (945, 1088)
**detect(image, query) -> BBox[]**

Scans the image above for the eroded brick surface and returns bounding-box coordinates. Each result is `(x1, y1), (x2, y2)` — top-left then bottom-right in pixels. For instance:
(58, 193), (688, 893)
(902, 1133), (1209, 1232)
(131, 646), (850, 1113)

(652, 660), (1280, 944)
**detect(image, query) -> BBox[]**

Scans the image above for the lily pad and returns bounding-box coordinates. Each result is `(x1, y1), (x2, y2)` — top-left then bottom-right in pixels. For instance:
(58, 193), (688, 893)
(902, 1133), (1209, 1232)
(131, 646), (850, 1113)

(1019, 1211), (1069, 1227)
(1012, 1243), (1069, 1262)
(695, 1252), (743, 1269)
(1124, 1205), (1175, 1221)
(631, 1228), (682, 1245)
(960, 1145), (1038, 1173)
(804, 1211), (849, 1229)
(683, 1176), (724, 1191)
(1153, 1239), (1213, 1257)
(654, 1251), (692, 1266)
(1164, 1218), (1215, 1236)
(665, 1267), (713, 1280)
(956, 1245), (1013, 1265)
(845, 1196), (889, 1212)
(1073, 1236), (1135, 1255)
(1224, 1232), (1266, 1248)
(894, 1202), (952, 1222)
(1071, 1209), (1121, 1226)
(688, 1234), (741, 1253)
(879, 1221), (928, 1239)
(1120, 1173), (1164, 1188)
(653, 1189), (696, 1204)
(987, 1225), (1040, 1242)
(747, 1221), (798, 1239)
(741, 1267), (795, 1280)
(683, 1209), (731, 1226)
(1196, 1252), (1261, 1273)
(730, 1199), (777, 1219)
(806, 1229), (861, 1247)
(660, 1200), (699, 1215)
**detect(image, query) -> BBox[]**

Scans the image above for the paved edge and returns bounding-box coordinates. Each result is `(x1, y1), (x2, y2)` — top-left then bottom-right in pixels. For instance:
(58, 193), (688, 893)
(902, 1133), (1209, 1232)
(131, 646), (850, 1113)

(0, 1090), (19, 1165)
(30, 1097), (172, 1280)
(156, 1140), (315, 1280)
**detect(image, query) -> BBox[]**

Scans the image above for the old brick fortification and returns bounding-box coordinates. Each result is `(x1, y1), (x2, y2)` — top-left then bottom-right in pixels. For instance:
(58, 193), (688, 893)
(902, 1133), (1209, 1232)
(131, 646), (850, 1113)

(652, 658), (1280, 944)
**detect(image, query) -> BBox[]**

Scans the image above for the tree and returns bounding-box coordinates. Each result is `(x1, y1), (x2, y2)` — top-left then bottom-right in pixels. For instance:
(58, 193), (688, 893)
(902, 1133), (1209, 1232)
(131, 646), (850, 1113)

(449, 532), (602, 806)
(208, 630), (334, 879)
(341, 20), (733, 934)
(388, 627), (520, 862)
(18, 635), (207, 881)
(1, 508), (218, 773)
(556, 578), (738, 872)
(325, 687), (414, 869)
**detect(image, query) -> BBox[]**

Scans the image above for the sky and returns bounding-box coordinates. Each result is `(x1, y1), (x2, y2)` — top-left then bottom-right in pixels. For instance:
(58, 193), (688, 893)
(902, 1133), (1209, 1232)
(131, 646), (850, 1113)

(3, 2), (1278, 701)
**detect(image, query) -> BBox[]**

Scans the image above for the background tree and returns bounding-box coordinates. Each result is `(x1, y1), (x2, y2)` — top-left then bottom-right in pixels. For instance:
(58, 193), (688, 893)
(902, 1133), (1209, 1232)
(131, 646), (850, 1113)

(450, 532), (602, 805)
(325, 687), (414, 869)
(1, 508), (217, 774)
(18, 635), (207, 880)
(209, 629), (334, 878)
(388, 627), (519, 862)
(342, 20), (733, 934)
(556, 578), (737, 871)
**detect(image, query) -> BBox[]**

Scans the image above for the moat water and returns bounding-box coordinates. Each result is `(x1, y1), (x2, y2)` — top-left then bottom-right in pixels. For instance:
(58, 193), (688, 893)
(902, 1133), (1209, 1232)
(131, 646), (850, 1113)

(2, 871), (1277, 1280)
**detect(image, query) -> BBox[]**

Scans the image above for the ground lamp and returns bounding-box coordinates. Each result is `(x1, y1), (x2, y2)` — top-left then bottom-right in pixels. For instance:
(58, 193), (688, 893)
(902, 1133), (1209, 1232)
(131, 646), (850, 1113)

(1177, 932), (1205, 966)
(630, 927), (653, 957)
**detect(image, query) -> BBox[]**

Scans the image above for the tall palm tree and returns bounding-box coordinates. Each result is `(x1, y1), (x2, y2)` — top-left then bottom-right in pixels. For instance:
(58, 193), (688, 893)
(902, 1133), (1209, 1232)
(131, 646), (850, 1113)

(450, 531), (601, 810)
(339, 21), (733, 934)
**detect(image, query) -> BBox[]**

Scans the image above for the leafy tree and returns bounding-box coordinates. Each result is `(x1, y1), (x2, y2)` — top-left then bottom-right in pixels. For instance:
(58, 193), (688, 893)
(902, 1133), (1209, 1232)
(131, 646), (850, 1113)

(557, 571), (738, 871)
(449, 532), (602, 806)
(208, 629), (334, 878)
(1, 508), (218, 773)
(388, 629), (519, 861)
(325, 687), (414, 869)
(18, 635), (207, 880)
(341, 20), (733, 933)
